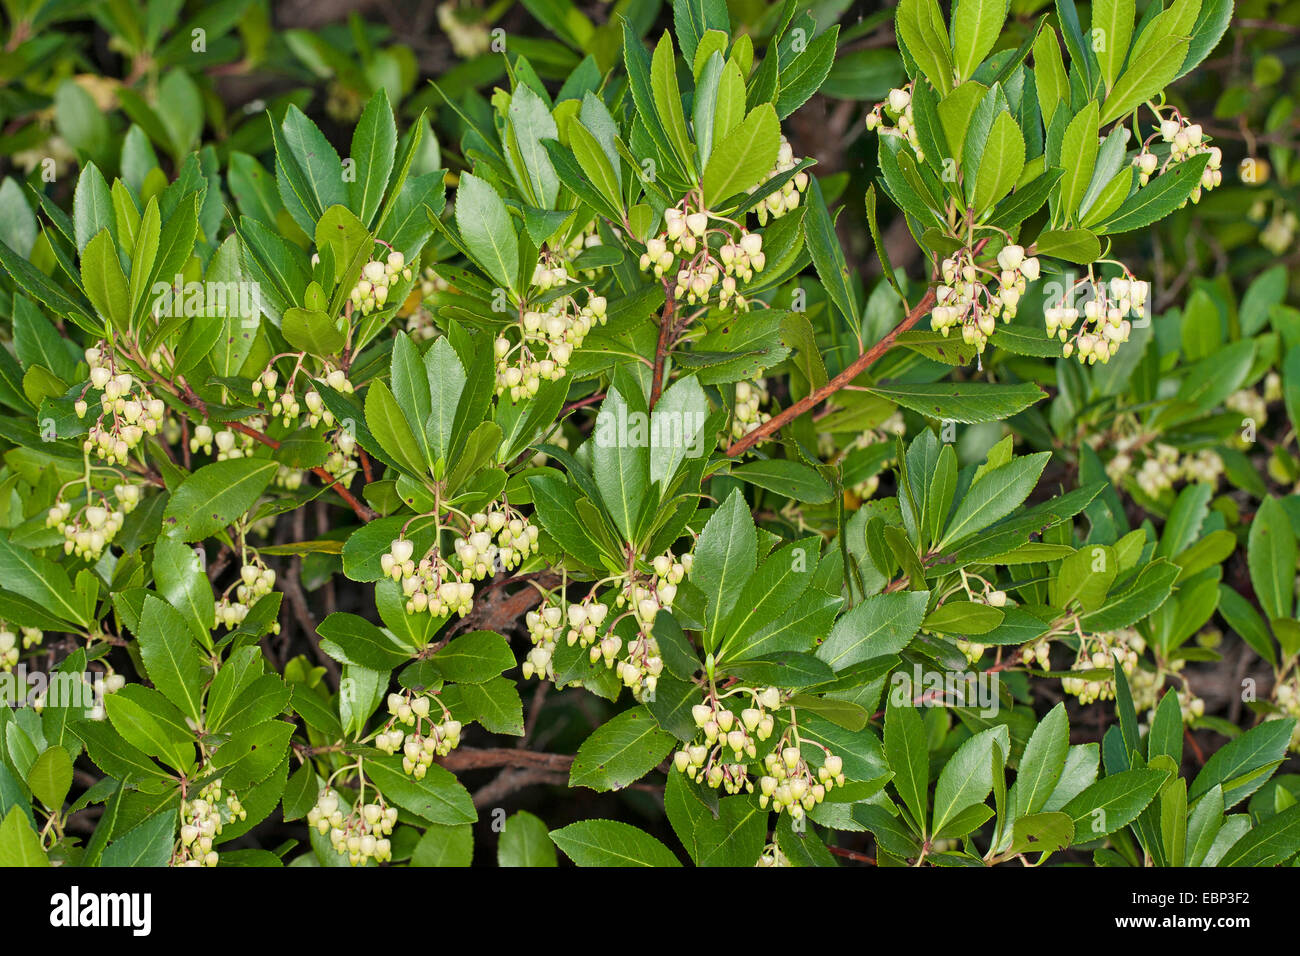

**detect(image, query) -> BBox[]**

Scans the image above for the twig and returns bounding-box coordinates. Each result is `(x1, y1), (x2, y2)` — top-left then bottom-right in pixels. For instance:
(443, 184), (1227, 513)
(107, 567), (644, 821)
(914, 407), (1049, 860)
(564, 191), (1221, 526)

(440, 747), (573, 772)
(648, 287), (676, 408)
(725, 288), (938, 456)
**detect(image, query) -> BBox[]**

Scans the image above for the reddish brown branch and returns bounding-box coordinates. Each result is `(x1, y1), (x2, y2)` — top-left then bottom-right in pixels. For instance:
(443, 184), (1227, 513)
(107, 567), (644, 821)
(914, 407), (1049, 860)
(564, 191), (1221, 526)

(725, 288), (938, 457)
(648, 288), (677, 408)
(439, 747), (574, 772)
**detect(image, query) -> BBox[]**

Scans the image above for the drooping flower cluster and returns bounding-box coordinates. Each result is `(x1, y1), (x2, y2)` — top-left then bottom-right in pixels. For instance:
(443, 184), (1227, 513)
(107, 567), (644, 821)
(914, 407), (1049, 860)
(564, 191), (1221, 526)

(437, 1), (491, 58)
(1226, 388), (1269, 428)
(251, 363), (353, 431)
(1259, 207), (1297, 255)
(756, 843), (792, 867)
(382, 504), (538, 619)
(523, 604), (564, 681)
(78, 346), (166, 465)
(322, 424), (360, 481)
(759, 739), (844, 820)
(0, 629), (19, 671)
(1177, 687), (1207, 723)
(866, 86), (923, 163)
(348, 251), (413, 315)
(215, 556), (276, 628)
(750, 136), (810, 225)
(674, 687), (780, 795)
(190, 421), (255, 461)
(533, 220), (606, 286)
(1044, 273), (1148, 365)
(1097, 433), (1225, 497)
(47, 482), (140, 561)
(309, 788), (397, 866)
(174, 779), (245, 867)
(406, 267), (452, 341)
(1134, 113), (1223, 203)
(931, 245), (1041, 353)
(384, 536), (473, 618)
(639, 201), (765, 311)
(522, 593), (615, 682)
(493, 292), (607, 400)
(607, 607), (664, 701)
(730, 379), (772, 441)
(1059, 629), (1144, 705)
(592, 550), (691, 700)
(0, 623), (41, 672)
(562, 597), (610, 649)
(1270, 677), (1300, 752)
(376, 691), (463, 777)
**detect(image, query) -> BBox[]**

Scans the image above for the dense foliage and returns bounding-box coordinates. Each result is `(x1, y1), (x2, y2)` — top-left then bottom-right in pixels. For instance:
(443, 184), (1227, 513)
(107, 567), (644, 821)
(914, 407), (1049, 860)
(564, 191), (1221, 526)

(0, 0), (1297, 869)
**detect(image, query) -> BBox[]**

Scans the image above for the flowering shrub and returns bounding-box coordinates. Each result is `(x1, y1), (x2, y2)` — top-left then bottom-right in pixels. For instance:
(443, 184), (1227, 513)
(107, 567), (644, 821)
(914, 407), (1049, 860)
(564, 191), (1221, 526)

(0, 0), (1297, 871)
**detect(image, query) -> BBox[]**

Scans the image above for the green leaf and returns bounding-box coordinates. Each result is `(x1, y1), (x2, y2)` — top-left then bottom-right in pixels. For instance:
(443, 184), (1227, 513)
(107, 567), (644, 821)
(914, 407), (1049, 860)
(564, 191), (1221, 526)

(1034, 227), (1101, 263)
(816, 590), (929, 670)
(729, 459), (833, 503)
(1248, 497), (1295, 621)
(506, 83), (561, 207)
(0, 806), (48, 866)
(26, 746), (72, 811)
(411, 824), (473, 866)
(1007, 811), (1074, 857)
(80, 229), (130, 332)
(1190, 718), (1294, 809)
(274, 104), (347, 232)
(867, 382), (1046, 424)
(1093, 0), (1136, 90)
(570, 707), (676, 792)
(591, 384), (650, 542)
(718, 536), (820, 659)
(362, 756), (477, 825)
(364, 379), (427, 477)
(694, 794), (767, 865)
(444, 677), (524, 735)
(162, 458), (277, 542)
(1219, 802), (1300, 866)
(0, 539), (91, 627)
(650, 32), (694, 171)
(774, 25), (840, 118)
(897, 0), (955, 96)
(923, 600), (1004, 635)
(1091, 153), (1209, 234)
(690, 489), (757, 651)
(702, 104), (779, 206)
(933, 725), (1008, 834)
(104, 689), (194, 771)
(1049, 545), (1116, 612)
(937, 452), (1050, 550)
(805, 177), (861, 334)
(137, 595), (204, 721)
(1061, 768), (1168, 838)
(1010, 702), (1069, 819)
(1057, 101), (1099, 223)
(568, 121), (623, 216)
(884, 697), (930, 835)
(317, 611), (413, 670)
(498, 810), (557, 867)
(953, 0), (1009, 80)
(100, 810), (177, 867)
(154, 535), (215, 643)
(1099, 35), (1189, 125)
(350, 90), (397, 227)
(431, 630), (515, 683)
(972, 111), (1025, 214)
(549, 819), (681, 866)
(455, 172), (518, 293)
